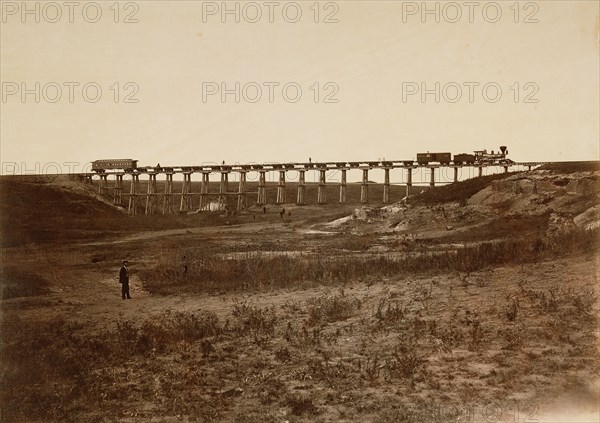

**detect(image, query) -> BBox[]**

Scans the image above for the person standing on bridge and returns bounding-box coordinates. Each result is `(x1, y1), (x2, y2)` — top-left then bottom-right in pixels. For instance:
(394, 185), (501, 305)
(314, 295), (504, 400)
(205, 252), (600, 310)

(119, 260), (131, 300)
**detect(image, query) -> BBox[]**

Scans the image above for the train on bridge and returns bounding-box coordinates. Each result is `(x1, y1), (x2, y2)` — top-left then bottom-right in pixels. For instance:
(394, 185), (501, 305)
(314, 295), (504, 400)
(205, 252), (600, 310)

(85, 145), (538, 216)
(91, 146), (512, 172)
(416, 146), (511, 165)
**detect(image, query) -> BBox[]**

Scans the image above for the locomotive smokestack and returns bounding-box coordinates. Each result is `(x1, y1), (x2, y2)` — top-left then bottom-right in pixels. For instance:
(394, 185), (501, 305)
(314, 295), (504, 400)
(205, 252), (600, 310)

(500, 146), (507, 154)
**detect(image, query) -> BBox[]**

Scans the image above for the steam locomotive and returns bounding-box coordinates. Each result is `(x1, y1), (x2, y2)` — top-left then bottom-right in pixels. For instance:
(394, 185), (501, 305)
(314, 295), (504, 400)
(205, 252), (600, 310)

(417, 146), (511, 165)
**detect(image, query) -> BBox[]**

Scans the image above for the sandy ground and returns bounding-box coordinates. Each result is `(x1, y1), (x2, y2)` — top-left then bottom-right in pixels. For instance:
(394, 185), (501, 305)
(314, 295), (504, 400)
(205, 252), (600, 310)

(3, 231), (599, 422)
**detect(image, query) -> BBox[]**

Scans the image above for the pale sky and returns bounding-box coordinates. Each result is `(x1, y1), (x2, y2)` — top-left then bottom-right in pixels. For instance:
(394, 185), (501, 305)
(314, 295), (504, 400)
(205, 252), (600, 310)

(1, 0), (599, 174)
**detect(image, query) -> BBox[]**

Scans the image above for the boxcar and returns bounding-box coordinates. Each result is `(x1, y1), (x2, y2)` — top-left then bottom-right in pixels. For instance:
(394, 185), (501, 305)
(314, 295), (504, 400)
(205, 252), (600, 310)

(416, 152), (451, 165)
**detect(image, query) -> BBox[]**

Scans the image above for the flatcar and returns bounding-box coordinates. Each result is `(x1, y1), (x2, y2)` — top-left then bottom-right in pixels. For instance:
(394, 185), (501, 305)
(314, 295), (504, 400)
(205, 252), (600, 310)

(92, 159), (138, 173)
(416, 152), (451, 165)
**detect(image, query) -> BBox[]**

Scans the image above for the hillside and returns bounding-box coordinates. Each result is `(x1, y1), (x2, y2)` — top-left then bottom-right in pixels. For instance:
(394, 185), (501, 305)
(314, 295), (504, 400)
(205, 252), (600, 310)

(325, 164), (600, 247)
(3, 165), (598, 247)
(1, 165), (599, 422)
(0, 175), (125, 246)
(0, 175), (425, 247)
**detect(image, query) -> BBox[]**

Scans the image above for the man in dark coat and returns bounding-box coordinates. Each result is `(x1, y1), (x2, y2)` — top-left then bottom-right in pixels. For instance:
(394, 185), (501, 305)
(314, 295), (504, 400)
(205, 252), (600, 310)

(119, 260), (131, 299)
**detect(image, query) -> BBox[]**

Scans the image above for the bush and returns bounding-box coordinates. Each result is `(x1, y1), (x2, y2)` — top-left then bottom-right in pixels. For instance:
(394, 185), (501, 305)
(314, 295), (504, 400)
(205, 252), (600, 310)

(286, 394), (320, 416)
(306, 291), (361, 325)
(388, 341), (425, 379)
(231, 302), (277, 338)
(135, 310), (224, 353)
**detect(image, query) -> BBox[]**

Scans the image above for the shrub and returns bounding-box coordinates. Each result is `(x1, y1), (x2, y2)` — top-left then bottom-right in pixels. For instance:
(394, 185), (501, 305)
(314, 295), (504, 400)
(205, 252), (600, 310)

(232, 302), (278, 340)
(306, 292), (361, 325)
(286, 394), (320, 416)
(388, 346), (425, 379)
(374, 298), (406, 324)
(505, 298), (519, 322)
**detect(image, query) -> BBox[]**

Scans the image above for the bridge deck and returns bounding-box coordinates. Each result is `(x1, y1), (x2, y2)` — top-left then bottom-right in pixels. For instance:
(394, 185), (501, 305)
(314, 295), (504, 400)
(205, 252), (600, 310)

(87, 161), (548, 175)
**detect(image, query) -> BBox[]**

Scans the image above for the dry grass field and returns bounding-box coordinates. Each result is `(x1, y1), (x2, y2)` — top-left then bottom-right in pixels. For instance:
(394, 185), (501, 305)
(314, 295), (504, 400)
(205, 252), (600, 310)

(1, 164), (599, 422)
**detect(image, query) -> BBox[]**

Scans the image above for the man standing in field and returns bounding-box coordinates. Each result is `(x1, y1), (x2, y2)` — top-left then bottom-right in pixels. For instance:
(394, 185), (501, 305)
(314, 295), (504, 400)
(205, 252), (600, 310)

(119, 260), (131, 300)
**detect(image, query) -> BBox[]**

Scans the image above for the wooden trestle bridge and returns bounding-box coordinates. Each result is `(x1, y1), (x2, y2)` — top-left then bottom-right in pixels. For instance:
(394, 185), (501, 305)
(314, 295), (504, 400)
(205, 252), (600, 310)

(88, 160), (546, 215)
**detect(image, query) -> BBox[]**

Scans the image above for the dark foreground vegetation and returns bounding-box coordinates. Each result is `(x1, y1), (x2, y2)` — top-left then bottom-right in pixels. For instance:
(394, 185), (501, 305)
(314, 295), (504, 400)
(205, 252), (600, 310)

(2, 251), (598, 422)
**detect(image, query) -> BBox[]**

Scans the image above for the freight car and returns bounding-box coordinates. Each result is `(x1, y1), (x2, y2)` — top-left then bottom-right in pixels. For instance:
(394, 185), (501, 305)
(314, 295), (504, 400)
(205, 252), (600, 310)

(92, 159), (138, 173)
(416, 152), (451, 165)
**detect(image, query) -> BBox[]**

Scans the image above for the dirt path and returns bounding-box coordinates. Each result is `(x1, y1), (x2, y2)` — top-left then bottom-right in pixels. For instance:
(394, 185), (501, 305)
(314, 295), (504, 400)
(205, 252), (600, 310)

(79, 221), (297, 246)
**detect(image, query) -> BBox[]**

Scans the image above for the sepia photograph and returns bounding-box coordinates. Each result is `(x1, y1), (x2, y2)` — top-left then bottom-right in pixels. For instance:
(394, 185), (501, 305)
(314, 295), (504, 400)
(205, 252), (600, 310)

(1, 1), (599, 421)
